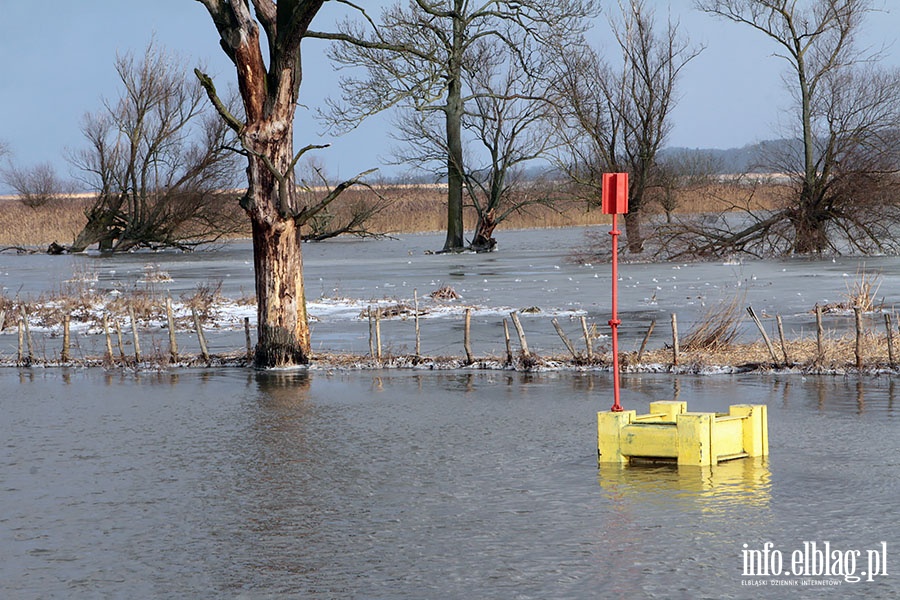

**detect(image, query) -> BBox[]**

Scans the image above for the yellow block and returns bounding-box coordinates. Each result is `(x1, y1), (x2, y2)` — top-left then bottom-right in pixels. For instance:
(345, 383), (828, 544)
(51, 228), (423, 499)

(711, 416), (745, 458)
(620, 424), (679, 459)
(598, 410), (635, 464)
(649, 400), (687, 421)
(729, 404), (769, 457)
(676, 412), (714, 466)
(598, 403), (769, 466)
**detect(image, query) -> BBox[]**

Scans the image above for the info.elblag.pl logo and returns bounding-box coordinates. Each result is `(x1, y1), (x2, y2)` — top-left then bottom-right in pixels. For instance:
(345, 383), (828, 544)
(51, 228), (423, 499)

(741, 541), (888, 585)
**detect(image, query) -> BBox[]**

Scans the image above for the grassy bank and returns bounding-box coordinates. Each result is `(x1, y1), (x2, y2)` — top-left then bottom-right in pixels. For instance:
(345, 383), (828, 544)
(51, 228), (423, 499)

(0, 183), (785, 248)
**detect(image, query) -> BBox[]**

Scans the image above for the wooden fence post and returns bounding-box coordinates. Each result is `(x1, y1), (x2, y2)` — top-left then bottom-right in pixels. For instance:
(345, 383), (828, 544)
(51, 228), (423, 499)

(61, 315), (71, 363)
(509, 311), (529, 357)
(166, 297), (178, 362)
(854, 307), (863, 370)
(192, 308), (209, 363)
(129, 306), (142, 363)
(670, 313), (679, 366)
(375, 310), (382, 360)
(746, 306), (779, 365)
(103, 313), (114, 363)
(22, 308), (34, 363)
(637, 319), (656, 363)
(464, 309), (473, 365)
(580, 316), (593, 361)
(815, 304), (825, 366)
(414, 289), (421, 357)
(367, 307), (374, 357)
(885, 313), (896, 368)
(552, 318), (578, 360)
(115, 319), (125, 361)
(776, 314), (790, 365)
(244, 317), (253, 360)
(17, 318), (24, 364)
(503, 318), (513, 365)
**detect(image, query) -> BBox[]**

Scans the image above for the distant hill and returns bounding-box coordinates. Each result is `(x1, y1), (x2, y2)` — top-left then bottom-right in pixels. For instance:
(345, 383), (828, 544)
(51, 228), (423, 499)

(660, 139), (803, 174)
(373, 138), (805, 183)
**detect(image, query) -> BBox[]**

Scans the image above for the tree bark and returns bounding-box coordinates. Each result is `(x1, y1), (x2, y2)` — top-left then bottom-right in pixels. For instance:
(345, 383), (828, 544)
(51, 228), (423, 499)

(470, 208), (498, 252)
(251, 215), (310, 366)
(623, 211), (645, 254)
(789, 203), (830, 254)
(241, 103), (312, 366)
(444, 102), (465, 252)
(443, 9), (466, 252)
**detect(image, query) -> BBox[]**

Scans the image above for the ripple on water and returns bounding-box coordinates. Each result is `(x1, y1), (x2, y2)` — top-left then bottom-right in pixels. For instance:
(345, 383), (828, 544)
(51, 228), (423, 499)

(0, 369), (898, 598)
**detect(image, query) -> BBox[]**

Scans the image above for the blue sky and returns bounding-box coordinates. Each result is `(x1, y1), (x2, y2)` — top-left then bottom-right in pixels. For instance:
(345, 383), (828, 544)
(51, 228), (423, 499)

(1, 0), (899, 193)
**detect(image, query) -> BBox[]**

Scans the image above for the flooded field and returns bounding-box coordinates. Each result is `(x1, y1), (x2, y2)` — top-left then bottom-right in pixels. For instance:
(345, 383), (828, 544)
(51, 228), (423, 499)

(2, 227), (900, 597)
(2, 227), (899, 359)
(2, 368), (899, 598)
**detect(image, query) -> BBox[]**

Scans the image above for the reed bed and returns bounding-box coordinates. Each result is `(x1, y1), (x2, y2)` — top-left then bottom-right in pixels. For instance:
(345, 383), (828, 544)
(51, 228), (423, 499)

(0, 197), (95, 247)
(0, 183), (788, 248)
(635, 331), (899, 372)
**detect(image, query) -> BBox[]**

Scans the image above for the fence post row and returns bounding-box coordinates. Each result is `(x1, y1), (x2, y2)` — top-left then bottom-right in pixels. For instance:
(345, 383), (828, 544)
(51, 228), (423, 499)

(8, 291), (900, 371)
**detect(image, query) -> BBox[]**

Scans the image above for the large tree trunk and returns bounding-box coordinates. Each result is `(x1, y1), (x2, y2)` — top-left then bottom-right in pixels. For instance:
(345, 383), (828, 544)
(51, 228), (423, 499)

(444, 102), (465, 252)
(789, 198), (830, 254)
(251, 215), (310, 366)
(623, 212), (644, 254)
(470, 208), (498, 252)
(244, 119), (312, 368)
(443, 9), (466, 252)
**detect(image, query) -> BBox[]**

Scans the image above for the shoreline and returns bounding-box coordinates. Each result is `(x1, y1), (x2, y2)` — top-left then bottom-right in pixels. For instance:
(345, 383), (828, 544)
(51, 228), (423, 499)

(5, 348), (899, 377)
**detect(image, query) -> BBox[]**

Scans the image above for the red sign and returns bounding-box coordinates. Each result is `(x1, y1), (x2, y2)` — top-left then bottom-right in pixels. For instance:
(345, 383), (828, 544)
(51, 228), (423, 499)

(602, 172), (629, 215)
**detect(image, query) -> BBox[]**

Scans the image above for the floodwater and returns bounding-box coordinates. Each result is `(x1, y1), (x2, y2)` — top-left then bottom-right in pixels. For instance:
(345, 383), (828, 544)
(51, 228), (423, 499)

(2, 228), (900, 597)
(2, 368), (899, 598)
(2, 227), (899, 358)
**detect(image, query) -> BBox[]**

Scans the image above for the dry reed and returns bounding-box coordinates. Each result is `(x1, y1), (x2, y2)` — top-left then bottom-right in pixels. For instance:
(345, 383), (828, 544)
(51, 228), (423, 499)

(844, 266), (883, 312)
(680, 293), (745, 351)
(0, 183), (789, 248)
(635, 328), (898, 371)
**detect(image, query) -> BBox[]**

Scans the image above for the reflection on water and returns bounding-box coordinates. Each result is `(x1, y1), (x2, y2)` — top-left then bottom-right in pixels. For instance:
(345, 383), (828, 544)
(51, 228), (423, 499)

(599, 458), (772, 513)
(767, 375), (899, 415)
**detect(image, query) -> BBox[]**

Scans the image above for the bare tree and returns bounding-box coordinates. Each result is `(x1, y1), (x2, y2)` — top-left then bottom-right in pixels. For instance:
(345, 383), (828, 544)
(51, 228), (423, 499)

(465, 43), (560, 251)
(66, 43), (242, 252)
(1, 162), (68, 209)
(311, 0), (595, 252)
(195, 0), (376, 367)
(551, 0), (700, 253)
(390, 40), (557, 251)
(694, 0), (900, 255)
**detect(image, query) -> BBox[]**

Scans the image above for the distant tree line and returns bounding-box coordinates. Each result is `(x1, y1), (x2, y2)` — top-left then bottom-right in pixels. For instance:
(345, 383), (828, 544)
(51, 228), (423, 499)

(6, 0), (898, 260)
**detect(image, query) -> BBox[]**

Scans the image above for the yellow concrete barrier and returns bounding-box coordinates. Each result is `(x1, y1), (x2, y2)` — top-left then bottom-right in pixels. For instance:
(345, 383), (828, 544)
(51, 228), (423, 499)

(598, 401), (768, 466)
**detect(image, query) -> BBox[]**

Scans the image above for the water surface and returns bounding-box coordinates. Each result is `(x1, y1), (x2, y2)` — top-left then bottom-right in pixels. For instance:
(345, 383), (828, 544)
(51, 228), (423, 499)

(2, 368), (898, 598)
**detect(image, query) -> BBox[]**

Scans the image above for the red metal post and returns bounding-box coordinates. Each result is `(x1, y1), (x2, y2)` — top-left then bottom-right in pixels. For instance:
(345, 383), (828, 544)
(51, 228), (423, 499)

(602, 172), (628, 412)
(609, 213), (623, 412)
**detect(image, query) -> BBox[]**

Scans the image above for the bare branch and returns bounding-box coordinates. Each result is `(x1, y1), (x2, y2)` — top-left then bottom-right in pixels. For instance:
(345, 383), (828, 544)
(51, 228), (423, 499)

(293, 168), (378, 224)
(194, 69), (244, 133)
